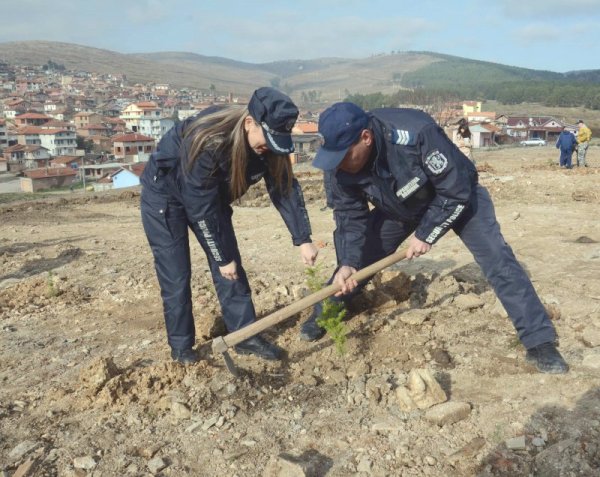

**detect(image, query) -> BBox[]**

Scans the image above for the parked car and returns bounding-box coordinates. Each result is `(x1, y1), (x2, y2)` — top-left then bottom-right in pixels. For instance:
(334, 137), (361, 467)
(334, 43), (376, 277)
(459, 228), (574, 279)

(520, 138), (547, 146)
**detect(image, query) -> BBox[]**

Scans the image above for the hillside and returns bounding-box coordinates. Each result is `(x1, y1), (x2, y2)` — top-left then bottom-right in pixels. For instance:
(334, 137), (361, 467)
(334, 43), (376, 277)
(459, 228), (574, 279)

(1, 41), (600, 104)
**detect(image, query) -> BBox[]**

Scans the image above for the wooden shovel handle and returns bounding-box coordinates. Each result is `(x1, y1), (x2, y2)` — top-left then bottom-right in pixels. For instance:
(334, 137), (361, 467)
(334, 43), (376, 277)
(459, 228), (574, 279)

(212, 248), (408, 352)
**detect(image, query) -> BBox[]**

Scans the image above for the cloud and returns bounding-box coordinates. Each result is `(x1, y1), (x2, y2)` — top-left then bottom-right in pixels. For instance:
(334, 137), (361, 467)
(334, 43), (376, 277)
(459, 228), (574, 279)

(189, 14), (434, 62)
(125, 0), (173, 24)
(500, 0), (600, 17)
(515, 24), (561, 43)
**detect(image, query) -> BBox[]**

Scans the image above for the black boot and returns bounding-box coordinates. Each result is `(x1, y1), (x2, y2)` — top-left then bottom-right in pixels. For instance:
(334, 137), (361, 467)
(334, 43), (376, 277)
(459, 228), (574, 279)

(171, 348), (199, 365)
(234, 335), (283, 360)
(299, 302), (326, 342)
(526, 342), (569, 374)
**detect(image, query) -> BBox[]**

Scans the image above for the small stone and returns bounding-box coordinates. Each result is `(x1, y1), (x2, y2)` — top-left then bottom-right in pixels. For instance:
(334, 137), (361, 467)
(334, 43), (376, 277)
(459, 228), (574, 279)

(12, 459), (38, 477)
(582, 327), (600, 347)
(582, 353), (600, 369)
(371, 418), (405, 433)
(202, 415), (220, 430)
(505, 435), (527, 450)
(264, 454), (306, 477)
(512, 212), (520, 220)
(453, 293), (484, 311)
(424, 401), (471, 426)
(73, 456), (97, 470)
(171, 402), (191, 420)
(425, 455), (437, 466)
(241, 439), (257, 447)
(531, 437), (545, 447)
(396, 369), (447, 411)
(185, 421), (203, 433)
(147, 456), (167, 474)
(356, 457), (372, 473)
(399, 310), (429, 325)
(9, 441), (39, 460)
(224, 448), (248, 461)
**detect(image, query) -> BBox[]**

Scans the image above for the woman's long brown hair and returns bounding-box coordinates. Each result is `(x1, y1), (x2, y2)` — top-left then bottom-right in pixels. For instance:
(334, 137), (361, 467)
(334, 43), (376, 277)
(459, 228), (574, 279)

(183, 106), (293, 201)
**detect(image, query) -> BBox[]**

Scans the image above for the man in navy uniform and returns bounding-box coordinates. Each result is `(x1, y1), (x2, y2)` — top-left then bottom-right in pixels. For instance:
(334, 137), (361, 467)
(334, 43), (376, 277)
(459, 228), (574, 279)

(301, 102), (568, 374)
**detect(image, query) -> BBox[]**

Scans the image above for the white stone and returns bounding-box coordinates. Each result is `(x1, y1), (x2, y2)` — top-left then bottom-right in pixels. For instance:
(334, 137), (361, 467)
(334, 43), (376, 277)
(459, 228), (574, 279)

(147, 456), (166, 474)
(582, 327), (600, 348)
(582, 353), (600, 369)
(505, 436), (527, 450)
(424, 402), (471, 426)
(171, 402), (191, 420)
(73, 456), (97, 470)
(8, 441), (39, 460)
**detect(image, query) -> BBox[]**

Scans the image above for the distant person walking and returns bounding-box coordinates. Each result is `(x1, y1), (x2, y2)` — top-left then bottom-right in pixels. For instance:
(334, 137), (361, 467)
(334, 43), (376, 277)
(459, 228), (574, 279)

(575, 119), (592, 167)
(555, 127), (577, 168)
(454, 118), (474, 163)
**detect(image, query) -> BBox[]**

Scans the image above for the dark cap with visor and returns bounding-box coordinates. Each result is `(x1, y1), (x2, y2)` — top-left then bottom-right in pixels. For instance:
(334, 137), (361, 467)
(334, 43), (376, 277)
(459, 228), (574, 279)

(248, 87), (298, 154)
(313, 102), (369, 170)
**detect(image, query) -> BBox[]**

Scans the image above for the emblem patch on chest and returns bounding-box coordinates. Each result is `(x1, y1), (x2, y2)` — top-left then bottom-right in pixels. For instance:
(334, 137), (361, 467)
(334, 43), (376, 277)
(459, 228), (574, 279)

(425, 150), (448, 175)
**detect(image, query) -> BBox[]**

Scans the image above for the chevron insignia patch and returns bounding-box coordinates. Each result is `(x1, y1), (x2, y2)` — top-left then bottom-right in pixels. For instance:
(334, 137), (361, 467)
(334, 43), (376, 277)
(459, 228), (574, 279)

(393, 129), (411, 145)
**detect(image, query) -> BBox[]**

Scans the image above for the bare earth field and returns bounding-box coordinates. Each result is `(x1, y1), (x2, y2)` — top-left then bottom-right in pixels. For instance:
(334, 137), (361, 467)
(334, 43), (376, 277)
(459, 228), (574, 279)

(1, 146), (600, 477)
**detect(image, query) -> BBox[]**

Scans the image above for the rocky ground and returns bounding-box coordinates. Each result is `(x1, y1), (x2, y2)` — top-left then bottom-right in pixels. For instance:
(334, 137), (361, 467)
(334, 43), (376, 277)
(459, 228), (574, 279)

(1, 146), (600, 477)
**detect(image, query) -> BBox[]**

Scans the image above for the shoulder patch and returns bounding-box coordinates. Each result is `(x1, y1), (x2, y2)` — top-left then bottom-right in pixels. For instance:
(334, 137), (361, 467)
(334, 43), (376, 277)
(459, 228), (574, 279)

(424, 150), (448, 175)
(392, 129), (413, 146)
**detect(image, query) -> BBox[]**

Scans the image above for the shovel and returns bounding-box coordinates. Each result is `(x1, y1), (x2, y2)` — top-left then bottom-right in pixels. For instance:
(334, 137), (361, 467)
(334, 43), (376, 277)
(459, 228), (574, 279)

(211, 248), (408, 376)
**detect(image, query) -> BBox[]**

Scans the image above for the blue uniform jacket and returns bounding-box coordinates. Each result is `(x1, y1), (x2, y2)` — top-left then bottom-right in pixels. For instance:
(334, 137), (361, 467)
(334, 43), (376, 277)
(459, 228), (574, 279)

(555, 131), (577, 152)
(141, 108), (312, 266)
(328, 108), (478, 269)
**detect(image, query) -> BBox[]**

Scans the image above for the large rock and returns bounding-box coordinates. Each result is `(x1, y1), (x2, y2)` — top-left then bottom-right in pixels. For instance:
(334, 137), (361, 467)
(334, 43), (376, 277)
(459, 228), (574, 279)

(396, 369), (447, 411)
(424, 402), (471, 426)
(263, 455), (306, 477)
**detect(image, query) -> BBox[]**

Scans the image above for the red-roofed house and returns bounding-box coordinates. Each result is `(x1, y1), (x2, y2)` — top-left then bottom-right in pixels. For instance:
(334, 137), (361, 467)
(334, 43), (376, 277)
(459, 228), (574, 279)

(292, 122), (318, 134)
(505, 116), (564, 141)
(20, 167), (78, 192)
(50, 155), (82, 169)
(16, 126), (43, 146)
(2, 144), (49, 172)
(73, 112), (103, 129)
(112, 133), (155, 163)
(14, 112), (52, 127)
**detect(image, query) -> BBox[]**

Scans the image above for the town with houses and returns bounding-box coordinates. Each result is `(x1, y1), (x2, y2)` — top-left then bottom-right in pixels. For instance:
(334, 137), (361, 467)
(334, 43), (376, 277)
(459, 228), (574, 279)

(0, 60), (577, 193)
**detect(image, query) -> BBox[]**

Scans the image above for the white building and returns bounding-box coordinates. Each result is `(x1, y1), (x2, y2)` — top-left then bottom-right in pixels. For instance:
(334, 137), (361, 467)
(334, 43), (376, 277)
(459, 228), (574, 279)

(39, 129), (77, 156)
(138, 117), (174, 142)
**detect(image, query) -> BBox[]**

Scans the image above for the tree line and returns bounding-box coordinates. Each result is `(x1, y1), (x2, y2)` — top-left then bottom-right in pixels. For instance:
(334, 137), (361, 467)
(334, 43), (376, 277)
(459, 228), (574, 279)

(345, 82), (600, 111)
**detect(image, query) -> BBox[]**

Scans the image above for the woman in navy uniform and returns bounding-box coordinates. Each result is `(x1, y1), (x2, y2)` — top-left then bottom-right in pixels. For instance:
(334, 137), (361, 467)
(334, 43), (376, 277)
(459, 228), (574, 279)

(141, 87), (317, 364)
(301, 102), (568, 374)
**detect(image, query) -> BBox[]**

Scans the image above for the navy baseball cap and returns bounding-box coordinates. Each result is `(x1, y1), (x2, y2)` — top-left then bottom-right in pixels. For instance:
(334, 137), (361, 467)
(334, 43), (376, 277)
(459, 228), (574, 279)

(313, 102), (369, 170)
(248, 87), (298, 154)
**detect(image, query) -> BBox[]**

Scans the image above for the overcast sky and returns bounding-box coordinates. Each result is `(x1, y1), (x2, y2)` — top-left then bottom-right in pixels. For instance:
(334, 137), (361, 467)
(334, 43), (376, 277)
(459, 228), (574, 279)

(1, 0), (599, 72)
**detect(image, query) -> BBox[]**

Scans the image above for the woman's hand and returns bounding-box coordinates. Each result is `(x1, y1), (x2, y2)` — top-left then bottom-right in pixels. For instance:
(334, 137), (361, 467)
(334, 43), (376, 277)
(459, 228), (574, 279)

(219, 260), (238, 280)
(299, 242), (318, 266)
(406, 236), (432, 259)
(334, 265), (358, 296)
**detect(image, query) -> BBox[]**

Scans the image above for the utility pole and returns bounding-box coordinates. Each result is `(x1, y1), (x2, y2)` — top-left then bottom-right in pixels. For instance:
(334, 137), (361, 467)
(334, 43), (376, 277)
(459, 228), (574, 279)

(81, 155), (86, 192)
